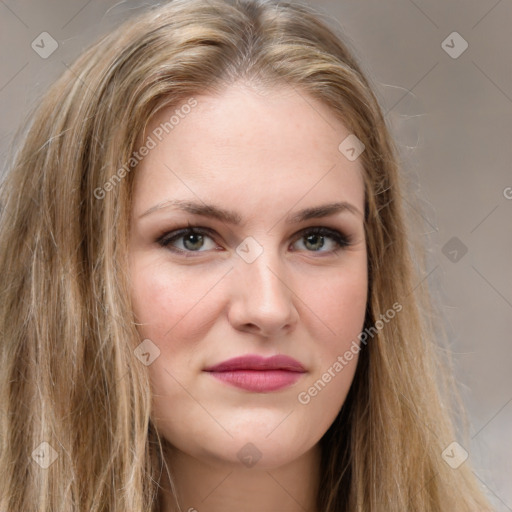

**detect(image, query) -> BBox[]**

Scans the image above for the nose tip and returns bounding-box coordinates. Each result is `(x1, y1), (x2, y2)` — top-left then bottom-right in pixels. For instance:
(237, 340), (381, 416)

(227, 258), (299, 337)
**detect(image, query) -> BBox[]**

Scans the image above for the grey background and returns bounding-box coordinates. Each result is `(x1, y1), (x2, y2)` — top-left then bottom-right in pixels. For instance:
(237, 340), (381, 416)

(1, 0), (510, 508)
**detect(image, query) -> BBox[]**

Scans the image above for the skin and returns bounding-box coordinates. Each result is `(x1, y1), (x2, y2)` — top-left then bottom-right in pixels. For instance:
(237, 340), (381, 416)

(128, 82), (368, 512)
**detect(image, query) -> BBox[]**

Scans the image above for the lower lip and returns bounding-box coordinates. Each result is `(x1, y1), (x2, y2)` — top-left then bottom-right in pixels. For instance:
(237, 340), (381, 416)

(206, 370), (304, 392)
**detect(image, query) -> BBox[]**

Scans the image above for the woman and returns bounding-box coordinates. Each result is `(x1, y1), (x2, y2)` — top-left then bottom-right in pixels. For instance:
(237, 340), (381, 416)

(0, 0), (493, 510)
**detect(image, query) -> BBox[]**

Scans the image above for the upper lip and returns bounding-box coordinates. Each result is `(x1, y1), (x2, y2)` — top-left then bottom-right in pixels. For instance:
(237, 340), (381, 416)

(204, 354), (306, 372)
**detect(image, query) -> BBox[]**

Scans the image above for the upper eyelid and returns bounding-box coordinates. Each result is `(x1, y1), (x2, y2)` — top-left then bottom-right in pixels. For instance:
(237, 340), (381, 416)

(159, 225), (347, 238)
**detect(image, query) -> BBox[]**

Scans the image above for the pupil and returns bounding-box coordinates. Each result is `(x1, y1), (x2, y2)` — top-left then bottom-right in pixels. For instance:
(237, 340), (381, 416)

(306, 234), (324, 251)
(184, 233), (203, 250)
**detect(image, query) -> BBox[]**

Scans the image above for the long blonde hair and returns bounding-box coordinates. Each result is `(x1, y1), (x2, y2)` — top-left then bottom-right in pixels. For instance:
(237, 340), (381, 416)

(0, 0), (492, 510)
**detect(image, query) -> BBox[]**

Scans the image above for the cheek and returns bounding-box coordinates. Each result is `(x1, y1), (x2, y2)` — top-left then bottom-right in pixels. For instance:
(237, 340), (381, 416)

(294, 278), (366, 438)
(300, 261), (367, 405)
(308, 262), (368, 348)
(130, 256), (229, 353)
(131, 262), (180, 337)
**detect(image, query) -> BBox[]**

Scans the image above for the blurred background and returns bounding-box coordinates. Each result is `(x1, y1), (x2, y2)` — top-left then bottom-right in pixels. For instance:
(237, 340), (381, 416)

(1, 0), (510, 508)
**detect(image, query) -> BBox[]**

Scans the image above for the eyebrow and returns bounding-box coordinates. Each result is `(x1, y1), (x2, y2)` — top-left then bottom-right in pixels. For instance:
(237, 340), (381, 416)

(138, 199), (363, 224)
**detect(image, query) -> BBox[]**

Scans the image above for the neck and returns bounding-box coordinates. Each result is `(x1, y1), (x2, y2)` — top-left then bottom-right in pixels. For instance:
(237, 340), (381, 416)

(159, 443), (322, 512)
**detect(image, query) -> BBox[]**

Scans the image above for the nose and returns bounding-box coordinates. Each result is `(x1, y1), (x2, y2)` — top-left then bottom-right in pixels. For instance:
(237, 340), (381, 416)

(227, 250), (299, 337)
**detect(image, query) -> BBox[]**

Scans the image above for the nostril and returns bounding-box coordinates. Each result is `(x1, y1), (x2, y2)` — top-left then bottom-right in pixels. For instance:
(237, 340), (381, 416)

(242, 323), (259, 332)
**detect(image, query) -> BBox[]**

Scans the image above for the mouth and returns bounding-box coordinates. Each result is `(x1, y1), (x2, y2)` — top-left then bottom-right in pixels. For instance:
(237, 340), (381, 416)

(203, 354), (306, 392)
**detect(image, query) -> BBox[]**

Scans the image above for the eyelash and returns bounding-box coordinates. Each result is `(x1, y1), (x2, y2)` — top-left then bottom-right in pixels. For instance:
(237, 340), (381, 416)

(156, 224), (351, 257)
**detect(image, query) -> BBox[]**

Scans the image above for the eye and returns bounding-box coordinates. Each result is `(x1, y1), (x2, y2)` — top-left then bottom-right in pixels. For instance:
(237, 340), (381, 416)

(157, 225), (351, 256)
(157, 226), (219, 254)
(291, 226), (351, 254)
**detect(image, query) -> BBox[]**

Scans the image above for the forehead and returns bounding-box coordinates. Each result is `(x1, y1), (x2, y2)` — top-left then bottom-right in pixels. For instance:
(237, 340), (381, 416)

(132, 83), (365, 219)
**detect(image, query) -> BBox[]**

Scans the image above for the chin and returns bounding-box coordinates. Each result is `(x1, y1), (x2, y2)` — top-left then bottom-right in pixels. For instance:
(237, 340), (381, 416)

(198, 435), (315, 470)
(165, 413), (322, 471)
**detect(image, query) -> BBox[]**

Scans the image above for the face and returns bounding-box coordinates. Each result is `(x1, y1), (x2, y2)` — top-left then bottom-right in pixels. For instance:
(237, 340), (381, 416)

(128, 83), (368, 470)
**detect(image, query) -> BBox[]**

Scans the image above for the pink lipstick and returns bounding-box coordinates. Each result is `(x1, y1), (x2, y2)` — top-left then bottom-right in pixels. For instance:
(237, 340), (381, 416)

(203, 354), (306, 392)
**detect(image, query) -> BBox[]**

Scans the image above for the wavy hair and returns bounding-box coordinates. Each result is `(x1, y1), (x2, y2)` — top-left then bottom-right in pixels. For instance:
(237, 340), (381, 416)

(0, 0), (492, 510)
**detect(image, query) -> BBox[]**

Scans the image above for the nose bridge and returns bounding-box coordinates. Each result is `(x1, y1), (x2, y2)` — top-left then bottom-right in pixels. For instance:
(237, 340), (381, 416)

(239, 239), (290, 302)
(228, 236), (298, 335)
